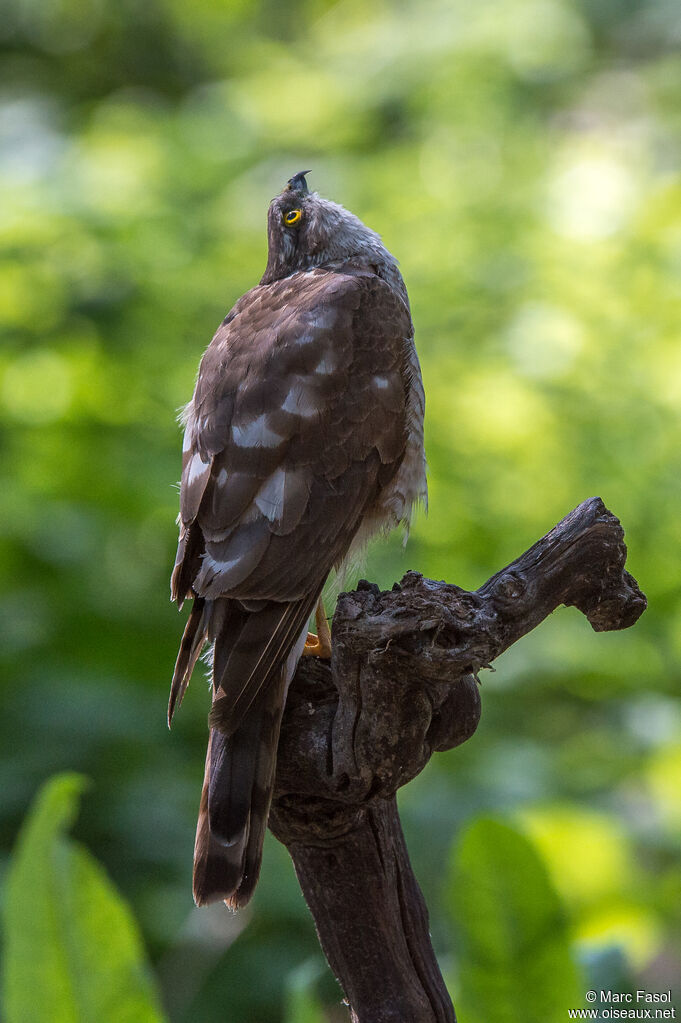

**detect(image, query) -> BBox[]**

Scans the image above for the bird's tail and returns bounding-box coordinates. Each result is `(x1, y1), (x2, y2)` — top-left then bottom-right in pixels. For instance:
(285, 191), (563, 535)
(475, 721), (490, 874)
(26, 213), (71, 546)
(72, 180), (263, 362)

(192, 613), (307, 908)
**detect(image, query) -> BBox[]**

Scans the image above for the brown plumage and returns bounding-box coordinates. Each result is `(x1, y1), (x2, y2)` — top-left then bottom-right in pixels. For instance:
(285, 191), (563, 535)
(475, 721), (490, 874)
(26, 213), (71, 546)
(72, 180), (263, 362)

(170, 172), (427, 909)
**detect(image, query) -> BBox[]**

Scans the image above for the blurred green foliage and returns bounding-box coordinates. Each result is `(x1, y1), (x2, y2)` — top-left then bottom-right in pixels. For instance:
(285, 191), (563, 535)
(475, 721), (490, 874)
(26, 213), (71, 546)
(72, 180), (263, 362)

(1, 0), (680, 1018)
(4, 774), (166, 1023)
(449, 818), (581, 1022)
(283, 961), (328, 1023)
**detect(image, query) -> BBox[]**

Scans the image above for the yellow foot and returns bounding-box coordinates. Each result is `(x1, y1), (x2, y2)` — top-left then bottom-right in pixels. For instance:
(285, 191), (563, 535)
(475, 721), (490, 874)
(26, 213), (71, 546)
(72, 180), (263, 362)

(303, 631), (329, 657)
(302, 596), (332, 659)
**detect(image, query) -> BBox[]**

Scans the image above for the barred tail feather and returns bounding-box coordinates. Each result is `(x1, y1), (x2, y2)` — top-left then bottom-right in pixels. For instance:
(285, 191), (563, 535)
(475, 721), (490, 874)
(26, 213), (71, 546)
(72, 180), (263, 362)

(208, 594), (319, 738)
(228, 661), (291, 908)
(192, 735), (243, 905)
(192, 625), (306, 908)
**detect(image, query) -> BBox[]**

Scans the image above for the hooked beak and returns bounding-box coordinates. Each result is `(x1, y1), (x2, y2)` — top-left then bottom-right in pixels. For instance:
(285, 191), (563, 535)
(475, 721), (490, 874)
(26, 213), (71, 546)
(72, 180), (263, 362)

(285, 170), (311, 194)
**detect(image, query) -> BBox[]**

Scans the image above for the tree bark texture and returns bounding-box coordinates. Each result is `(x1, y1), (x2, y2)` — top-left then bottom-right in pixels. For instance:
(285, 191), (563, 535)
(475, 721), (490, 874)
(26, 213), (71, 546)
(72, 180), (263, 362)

(269, 497), (647, 1022)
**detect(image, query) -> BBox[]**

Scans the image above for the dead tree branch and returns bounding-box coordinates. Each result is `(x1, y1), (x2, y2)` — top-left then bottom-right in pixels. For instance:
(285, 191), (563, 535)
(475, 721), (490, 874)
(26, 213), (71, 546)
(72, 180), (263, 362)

(270, 497), (646, 1022)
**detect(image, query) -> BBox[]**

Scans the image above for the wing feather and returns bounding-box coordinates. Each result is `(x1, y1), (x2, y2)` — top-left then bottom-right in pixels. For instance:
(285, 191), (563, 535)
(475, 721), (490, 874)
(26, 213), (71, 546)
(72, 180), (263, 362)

(168, 596), (208, 725)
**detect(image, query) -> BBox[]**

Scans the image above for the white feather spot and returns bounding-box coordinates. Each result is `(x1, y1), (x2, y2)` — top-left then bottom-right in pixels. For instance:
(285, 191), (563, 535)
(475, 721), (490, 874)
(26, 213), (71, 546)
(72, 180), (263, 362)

(373, 375), (389, 389)
(282, 381), (319, 418)
(254, 467), (287, 520)
(217, 468), (228, 486)
(295, 308), (337, 346)
(187, 451), (210, 484)
(314, 353), (337, 375)
(232, 415), (284, 448)
(182, 427), (193, 452)
(312, 308), (337, 330)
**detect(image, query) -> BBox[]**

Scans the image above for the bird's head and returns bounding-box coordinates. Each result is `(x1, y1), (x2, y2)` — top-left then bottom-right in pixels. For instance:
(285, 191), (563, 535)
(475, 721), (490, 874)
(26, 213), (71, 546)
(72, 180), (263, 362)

(261, 171), (403, 298)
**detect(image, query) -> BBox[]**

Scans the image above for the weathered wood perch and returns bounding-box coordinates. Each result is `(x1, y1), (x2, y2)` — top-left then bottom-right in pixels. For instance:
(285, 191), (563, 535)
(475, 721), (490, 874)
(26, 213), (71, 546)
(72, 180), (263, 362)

(269, 497), (646, 1022)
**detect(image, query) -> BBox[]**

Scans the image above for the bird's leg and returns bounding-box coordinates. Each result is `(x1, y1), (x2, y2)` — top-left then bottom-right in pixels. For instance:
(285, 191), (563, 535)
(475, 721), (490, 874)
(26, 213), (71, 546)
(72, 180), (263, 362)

(303, 595), (332, 659)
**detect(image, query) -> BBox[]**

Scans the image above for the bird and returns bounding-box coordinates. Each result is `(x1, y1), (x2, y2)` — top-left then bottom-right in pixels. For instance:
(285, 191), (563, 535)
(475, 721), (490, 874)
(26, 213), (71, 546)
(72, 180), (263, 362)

(169, 171), (427, 909)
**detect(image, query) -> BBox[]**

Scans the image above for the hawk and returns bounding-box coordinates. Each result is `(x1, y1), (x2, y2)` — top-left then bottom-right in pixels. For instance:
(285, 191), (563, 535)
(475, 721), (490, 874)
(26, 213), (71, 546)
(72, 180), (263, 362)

(170, 172), (427, 908)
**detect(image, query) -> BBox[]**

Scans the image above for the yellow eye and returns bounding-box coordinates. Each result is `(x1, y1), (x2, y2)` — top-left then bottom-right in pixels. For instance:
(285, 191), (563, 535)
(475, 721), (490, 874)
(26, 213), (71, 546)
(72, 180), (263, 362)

(284, 209), (302, 226)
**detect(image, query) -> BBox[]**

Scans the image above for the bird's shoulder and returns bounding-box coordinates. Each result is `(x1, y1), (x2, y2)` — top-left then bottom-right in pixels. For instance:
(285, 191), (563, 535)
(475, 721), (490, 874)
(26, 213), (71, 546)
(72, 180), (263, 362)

(209, 266), (407, 352)
(190, 268), (409, 421)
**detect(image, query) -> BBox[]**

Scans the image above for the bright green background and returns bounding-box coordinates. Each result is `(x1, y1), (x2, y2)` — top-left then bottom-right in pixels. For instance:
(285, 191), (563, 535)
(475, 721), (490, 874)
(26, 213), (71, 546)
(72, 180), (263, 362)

(1, 0), (680, 1019)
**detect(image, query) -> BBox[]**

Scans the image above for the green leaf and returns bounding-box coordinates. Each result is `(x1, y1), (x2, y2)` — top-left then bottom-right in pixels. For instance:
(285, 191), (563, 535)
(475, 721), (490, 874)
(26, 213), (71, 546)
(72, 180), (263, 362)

(3, 773), (166, 1023)
(448, 817), (582, 1023)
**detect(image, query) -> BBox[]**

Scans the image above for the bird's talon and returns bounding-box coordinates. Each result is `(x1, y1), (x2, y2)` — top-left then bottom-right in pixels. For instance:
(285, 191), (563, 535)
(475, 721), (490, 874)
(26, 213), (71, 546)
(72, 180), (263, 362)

(303, 631), (332, 659)
(304, 631), (321, 656)
(303, 598), (332, 659)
